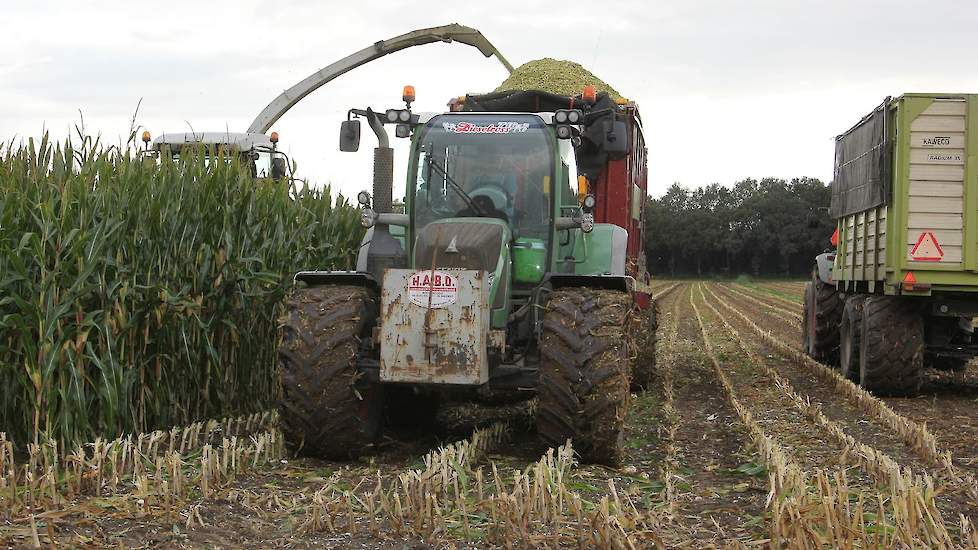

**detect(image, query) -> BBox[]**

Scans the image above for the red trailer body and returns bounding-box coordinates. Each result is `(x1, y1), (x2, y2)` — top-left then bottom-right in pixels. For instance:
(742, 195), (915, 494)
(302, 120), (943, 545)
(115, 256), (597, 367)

(592, 104), (648, 280)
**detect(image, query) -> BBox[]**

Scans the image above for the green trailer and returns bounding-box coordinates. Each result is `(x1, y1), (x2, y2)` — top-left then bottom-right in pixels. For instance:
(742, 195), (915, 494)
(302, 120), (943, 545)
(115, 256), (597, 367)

(804, 93), (978, 394)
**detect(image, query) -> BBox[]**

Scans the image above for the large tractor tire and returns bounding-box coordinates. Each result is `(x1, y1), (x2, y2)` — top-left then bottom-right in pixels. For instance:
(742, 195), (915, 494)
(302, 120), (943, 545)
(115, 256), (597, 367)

(278, 284), (384, 458)
(631, 301), (658, 392)
(839, 295), (867, 382)
(536, 287), (632, 466)
(859, 296), (924, 396)
(802, 275), (843, 366)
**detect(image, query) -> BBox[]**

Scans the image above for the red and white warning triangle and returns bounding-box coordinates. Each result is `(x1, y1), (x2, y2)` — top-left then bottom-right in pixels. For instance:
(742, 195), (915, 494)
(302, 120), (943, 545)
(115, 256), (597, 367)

(910, 231), (944, 261)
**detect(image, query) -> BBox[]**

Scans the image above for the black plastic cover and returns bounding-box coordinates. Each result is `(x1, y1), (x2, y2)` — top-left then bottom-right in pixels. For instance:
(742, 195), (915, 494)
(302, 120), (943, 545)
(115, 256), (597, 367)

(830, 98), (893, 219)
(462, 90), (625, 180)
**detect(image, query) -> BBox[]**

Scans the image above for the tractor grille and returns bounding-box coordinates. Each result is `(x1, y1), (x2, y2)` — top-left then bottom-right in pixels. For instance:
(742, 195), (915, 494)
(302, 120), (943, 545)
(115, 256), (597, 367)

(414, 222), (504, 273)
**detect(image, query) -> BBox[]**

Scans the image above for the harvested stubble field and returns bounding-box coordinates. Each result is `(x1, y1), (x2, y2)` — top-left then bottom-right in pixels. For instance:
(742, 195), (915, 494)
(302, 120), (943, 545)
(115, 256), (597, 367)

(4, 280), (978, 548)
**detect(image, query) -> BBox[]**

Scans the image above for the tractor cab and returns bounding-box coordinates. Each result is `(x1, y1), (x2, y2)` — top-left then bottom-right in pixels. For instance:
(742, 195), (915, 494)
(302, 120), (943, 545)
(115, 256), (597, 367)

(141, 131), (291, 180)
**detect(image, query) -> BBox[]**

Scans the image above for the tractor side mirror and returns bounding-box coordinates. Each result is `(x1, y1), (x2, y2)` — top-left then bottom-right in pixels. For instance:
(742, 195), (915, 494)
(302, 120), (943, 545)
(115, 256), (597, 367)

(271, 156), (287, 180)
(602, 119), (628, 156)
(340, 119), (361, 152)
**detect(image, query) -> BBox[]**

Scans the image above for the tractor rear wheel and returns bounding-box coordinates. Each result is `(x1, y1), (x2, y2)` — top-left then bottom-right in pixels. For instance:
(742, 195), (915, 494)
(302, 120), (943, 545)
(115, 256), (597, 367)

(802, 275), (842, 366)
(536, 288), (632, 466)
(839, 295), (866, 382)
(278, 284), (384, 458)
(859, 296), (923, 396)
(631, 301), (658, 392)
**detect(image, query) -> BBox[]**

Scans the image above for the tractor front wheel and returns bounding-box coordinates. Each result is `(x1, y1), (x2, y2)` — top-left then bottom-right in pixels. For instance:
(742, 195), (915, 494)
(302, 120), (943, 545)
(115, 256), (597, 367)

(839, 295), (866, 382)
(278, 285), (384, 458)
(802, 275), (842, 366)
(535, 288), (632, 466)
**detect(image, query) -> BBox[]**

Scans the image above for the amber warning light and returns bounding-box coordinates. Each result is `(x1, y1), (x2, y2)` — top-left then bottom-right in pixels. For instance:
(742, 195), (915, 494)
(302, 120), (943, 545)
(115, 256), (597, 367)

(582, 85), (597, 104)
(402, 85), (416, 105)
(141, 131), (151, 144)
(902, 271), (930, 292)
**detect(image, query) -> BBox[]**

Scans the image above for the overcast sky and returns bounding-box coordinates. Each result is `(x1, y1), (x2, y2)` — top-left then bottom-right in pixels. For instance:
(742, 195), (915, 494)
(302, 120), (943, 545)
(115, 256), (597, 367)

(4, 0), (978, 201)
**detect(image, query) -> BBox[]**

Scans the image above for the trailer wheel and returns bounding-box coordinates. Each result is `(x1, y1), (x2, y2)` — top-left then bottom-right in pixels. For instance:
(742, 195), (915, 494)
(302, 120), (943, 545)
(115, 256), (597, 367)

(631, 302), (658, 392)
(802, 275), (842, 365)
(839, 296), (867, 382)
(278, 285), (384, 458)
(536, 288), (632, 466)
(859, 296), (923, 396)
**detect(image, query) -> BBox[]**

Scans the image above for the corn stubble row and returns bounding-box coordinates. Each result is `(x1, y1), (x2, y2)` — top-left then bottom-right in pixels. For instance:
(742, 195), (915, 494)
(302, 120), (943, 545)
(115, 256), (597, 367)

(0, 135), (362, 448)
(281, 423), (660, 549)
(721, 282), (802, 323)
(0, 411), (282, 520)
(698, 283), (978, 549)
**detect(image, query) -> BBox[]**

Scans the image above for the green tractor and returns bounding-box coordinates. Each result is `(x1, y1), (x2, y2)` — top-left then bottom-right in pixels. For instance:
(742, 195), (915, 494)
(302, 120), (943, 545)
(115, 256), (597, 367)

(278, 87), (652, 465)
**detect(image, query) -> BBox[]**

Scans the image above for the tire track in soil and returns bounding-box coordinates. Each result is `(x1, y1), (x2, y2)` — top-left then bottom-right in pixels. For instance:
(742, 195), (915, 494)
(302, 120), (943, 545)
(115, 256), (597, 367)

(705, 283), (978, 523)
(691, 285), (882, 493)
(661, 285), (768, 545)
(711, 281), (978, 478)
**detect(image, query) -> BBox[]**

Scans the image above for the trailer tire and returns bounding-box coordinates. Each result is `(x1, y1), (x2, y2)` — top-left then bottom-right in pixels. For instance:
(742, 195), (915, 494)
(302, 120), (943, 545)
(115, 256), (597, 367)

(278, 285), (383, 458)
(536, 288), (632, 466)
(859, 296), (923, 396)
(631, 302), (658, 392)
(839, 296), (867, 382)
(802, 275), (842, 366)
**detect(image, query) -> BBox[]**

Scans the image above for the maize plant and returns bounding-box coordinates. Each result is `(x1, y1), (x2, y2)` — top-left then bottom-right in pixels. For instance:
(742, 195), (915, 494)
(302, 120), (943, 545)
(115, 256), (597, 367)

(0, 134), (363, 448)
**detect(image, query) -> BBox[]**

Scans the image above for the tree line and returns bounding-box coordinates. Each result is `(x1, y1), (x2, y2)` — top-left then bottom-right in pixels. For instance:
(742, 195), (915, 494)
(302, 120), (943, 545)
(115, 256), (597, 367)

(643, 177), (834, 277)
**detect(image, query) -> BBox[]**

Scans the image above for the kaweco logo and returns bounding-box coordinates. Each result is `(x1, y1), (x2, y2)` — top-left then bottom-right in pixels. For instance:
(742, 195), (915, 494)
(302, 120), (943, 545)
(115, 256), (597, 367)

(922, 136), (951, 146)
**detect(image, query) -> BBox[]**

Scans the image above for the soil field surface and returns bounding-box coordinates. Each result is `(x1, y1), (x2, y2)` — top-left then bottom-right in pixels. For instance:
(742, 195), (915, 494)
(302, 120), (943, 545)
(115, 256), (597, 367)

(4, 281), (978, 548)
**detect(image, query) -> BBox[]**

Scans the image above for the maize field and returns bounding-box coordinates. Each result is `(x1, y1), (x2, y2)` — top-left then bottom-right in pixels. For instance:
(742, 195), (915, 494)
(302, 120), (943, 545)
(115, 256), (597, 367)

(3, 279), (978, 548)
(0, 135), (363, 449)
(4, 137), (978, 547)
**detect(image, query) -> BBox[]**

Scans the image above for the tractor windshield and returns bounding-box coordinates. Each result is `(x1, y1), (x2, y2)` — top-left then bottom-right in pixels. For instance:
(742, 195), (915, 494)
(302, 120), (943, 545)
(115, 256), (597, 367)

(411, 114), (554, 239)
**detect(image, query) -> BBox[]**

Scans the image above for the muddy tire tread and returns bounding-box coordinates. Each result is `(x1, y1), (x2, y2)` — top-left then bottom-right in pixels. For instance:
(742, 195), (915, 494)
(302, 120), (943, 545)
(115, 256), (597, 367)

(859, 296), (923, 396)
(535, 287), (632, 465)
(631, 302), (658, 391)
(278, 285), (381, 458)
(803, 276), (843, 365)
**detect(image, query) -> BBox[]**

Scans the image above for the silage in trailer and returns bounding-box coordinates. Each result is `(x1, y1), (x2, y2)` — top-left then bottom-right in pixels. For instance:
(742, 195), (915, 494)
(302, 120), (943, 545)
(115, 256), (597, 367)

(0, 135), (363, 448)
(494, 58), (622, 100)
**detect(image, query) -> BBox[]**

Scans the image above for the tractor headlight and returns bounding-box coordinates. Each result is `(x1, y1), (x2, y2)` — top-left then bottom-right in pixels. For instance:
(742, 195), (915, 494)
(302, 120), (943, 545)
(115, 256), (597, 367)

(554, 109), (583, 125)
(555, 125), (573, 139)
(360, 208), (377, 228)
(385, 109), (399, 123)
(357, 191), (371, 207)
(582, 194), (596, 210)
(395, 124), (412, 138)
(581, 212), (594, 233)
(398, 109), (412, 123)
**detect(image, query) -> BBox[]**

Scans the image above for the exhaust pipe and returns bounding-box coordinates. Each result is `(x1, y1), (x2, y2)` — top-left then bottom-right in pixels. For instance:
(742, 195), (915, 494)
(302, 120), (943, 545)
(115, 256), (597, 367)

(364, 109), (405, 277)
